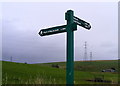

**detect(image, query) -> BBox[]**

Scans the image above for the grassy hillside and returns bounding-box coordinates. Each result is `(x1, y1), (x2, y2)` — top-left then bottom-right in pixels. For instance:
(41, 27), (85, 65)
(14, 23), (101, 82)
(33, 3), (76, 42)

(38, 60), (118, 72)
(2, 60), (118, 84)
(2, 61), (66, 84)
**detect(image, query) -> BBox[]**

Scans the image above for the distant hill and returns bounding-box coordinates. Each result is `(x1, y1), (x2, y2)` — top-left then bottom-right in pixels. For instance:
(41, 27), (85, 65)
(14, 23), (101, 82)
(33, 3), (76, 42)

(38, 60), (118, 72)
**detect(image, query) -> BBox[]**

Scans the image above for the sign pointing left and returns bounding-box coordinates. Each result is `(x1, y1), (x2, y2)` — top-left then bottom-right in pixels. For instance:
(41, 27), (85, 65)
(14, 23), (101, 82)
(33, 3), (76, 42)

(39, 25), (67, 36)
(39, 23), (77, 36)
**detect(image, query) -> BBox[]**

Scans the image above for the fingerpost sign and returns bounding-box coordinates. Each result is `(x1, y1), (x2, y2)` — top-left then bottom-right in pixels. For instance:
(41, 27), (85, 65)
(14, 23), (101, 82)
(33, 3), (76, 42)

(38, 10), (91, 85)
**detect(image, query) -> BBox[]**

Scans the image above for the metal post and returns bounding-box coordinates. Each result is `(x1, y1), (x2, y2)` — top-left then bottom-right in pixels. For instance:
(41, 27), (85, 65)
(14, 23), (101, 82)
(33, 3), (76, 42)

(65, 10), (74, 85)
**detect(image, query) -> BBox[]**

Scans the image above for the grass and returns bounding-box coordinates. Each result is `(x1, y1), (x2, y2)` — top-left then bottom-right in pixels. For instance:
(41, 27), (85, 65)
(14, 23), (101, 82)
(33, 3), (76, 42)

(2, 60), (118, 84)
(39, 60), (118, 72)
(2, 61), (66, 84)
(0, 61), (2, 85)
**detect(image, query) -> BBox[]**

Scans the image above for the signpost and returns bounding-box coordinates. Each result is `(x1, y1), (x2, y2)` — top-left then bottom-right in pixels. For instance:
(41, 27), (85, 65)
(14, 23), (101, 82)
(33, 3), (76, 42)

(38, 10), (91, 85)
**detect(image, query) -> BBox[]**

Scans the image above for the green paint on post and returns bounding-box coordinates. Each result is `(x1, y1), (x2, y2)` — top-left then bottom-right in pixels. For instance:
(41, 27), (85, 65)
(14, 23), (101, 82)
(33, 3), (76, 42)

(65, 10), (74, 85)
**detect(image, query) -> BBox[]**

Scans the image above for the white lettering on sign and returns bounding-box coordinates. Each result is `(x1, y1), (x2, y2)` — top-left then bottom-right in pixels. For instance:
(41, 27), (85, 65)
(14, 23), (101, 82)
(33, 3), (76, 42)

(61, 28), (66, 31)
(42, 28), (66, 34)
(74, 21), (82, 25)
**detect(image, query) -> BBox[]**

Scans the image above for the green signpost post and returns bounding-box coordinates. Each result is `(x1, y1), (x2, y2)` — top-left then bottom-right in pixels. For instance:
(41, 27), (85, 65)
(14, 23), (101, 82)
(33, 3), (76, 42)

(38, 10), (91, 85)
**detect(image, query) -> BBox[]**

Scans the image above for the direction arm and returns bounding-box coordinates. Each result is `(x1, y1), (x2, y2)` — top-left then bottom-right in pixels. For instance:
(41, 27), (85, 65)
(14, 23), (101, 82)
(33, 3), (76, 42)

(73, 16), (91, 30)
(39, 25), (67, 36)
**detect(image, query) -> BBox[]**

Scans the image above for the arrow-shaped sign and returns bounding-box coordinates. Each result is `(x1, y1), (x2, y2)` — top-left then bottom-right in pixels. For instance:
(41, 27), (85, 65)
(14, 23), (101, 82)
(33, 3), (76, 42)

(73, 16), (91, 30)
(39, 23), (77, 36)
(39, 25), (67, 36)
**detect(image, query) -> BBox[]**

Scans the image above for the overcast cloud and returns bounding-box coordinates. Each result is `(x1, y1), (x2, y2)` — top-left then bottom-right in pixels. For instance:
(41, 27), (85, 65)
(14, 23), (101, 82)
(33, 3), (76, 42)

(2, 2), (118, 63)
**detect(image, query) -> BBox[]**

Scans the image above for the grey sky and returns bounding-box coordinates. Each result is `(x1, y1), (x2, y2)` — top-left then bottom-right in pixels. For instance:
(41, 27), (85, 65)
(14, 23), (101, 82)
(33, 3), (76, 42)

(2, 2), (118, 63)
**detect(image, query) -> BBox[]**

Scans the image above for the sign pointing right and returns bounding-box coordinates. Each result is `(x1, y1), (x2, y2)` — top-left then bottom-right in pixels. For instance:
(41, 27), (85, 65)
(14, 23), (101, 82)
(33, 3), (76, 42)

(73, 16), (91, 30)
